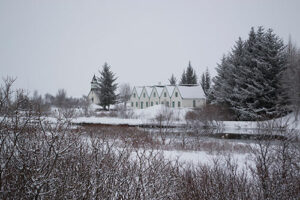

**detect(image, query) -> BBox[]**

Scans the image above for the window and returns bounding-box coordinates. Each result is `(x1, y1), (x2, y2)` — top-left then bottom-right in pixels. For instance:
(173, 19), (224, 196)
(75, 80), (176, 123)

(131, 102), (133, 107)
(91, 97), (94, 103)
(172, 101), (175, 107)
(141, 102), (144, 109)
(146, 102), (148, 107)
(164, 92), (167, 97)
(175, 92), (178, 97)
(151, 102), (153, 106)
(143, 93), (145, 98)
(134, 93), (136, 98)
(178, 101), (181, 107)
(166, 101), (169, 107)
(156, 102), (158, 105)
(193, 100), (196, 107)
(162, 102), (164, 104)
(136, 102), (138, 107)
(154, 92), (156, 97)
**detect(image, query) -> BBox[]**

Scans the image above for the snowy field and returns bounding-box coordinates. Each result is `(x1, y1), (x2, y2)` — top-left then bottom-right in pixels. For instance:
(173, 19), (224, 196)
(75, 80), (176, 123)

(70, 104), (300, 135)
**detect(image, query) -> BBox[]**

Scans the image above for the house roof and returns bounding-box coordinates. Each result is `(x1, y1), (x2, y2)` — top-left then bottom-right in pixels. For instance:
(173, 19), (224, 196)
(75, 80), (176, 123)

(177, 85), (205, 99)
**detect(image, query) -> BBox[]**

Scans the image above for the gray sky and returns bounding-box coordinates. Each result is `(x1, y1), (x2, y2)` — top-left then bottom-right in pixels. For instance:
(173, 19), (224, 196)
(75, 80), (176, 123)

(1, 0), (300, 97)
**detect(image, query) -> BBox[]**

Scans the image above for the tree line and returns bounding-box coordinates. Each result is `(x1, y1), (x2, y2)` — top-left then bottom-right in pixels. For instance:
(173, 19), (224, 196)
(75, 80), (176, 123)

(210, 27), (300, 120)
(170, 27), (300, 121)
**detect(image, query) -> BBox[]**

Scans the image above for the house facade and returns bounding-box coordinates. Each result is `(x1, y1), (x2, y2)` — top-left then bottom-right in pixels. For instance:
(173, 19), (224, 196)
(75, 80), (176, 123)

(130, 85), (206, 109)
(88, 75), (100, 105)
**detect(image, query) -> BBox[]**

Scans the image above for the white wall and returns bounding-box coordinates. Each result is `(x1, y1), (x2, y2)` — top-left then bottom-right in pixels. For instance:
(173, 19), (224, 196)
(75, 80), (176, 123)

(130, 88), (140, 108)
(88, 90), (100, 105)
(159, 87), (171, 107)
(170, 86), (183, 108)
(139, 87), (150, 109)
(149, 88), (160, 106)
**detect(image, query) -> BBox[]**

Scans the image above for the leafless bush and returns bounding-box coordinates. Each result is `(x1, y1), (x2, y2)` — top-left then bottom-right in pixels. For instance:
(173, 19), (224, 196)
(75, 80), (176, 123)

(155, 106), (175, 145)
(114, 104), (135, 118)
(185, 104), (228, 134)
(249, 121), (300, 200)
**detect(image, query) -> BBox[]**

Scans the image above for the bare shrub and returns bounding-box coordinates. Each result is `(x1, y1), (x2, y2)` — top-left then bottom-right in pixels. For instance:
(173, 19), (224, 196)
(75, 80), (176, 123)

(154, 106), (175, 145)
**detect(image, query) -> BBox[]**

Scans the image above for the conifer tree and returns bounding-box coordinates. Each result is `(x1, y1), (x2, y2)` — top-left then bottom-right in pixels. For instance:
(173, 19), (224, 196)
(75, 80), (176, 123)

(169, 74), (177, 85)
(200, 68), (211, 97)
(180, 70), (187, 85)
(185, 61), (197, 84)
(98, 62), (117, 110)
(211, 27), (287, 120)
(180, 61), (197, 85)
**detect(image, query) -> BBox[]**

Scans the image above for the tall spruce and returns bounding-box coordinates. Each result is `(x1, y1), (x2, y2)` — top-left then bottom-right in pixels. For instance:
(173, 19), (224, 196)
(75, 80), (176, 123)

(169, 74), (177, 85)
(98, 62), (117, 110)
(180, 70), (187, 85)
(211, 27), (287, 120)
(200, 68), (211, 97)
(180, 61), (197, 85)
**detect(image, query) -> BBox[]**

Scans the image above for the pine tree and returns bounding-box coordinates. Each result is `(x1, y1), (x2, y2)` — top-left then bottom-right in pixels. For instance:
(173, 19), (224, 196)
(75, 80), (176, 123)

(211, 27), (287, 120)
(200, 68), (211, 97)
(185, 61), (197, 84)
(180, 70), (187, 85)
(98, 62), (118, 110)
(180, 61), (197, 85)
(169, 74), (177, 85)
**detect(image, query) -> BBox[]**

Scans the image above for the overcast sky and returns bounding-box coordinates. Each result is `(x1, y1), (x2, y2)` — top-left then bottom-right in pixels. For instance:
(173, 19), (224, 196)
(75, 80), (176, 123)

(1, 0), (300, 97)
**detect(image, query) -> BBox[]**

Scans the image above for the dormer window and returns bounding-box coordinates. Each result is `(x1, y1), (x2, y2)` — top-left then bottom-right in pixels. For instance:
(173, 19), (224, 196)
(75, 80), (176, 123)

(164, 92), (167, 97)
(175, 92), (178, 97)
(143, 93), (145, 98)
(134, 93), (136, 98)
(154, 92), (156, 97)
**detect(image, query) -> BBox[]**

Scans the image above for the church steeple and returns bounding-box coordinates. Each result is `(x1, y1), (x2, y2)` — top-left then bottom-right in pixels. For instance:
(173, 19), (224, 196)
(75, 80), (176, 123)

(91, 75), (98, 91)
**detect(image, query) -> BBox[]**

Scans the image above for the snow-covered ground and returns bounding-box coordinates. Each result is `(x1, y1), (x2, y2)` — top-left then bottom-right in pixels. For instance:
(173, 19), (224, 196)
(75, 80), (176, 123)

(70, 104), (300, 135)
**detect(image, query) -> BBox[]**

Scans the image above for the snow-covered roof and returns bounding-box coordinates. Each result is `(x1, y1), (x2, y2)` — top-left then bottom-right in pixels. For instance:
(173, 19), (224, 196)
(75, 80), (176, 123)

(177, 85), (205, 99)
(133, 85), (205, 99)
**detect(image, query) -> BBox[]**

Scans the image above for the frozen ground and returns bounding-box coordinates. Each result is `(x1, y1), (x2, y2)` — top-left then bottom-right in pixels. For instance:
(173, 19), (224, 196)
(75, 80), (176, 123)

(70, 104), (300, 134)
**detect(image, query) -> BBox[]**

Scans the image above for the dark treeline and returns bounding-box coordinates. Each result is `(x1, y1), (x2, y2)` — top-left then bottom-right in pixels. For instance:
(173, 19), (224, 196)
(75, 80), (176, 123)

(210, 27), (300, 121)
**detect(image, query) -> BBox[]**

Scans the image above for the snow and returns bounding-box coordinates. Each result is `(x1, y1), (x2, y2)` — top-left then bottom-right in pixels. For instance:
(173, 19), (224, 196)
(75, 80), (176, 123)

(73, 117), (146, 125)
(162, 150), (252, 172)
(177, 85), (205, 99)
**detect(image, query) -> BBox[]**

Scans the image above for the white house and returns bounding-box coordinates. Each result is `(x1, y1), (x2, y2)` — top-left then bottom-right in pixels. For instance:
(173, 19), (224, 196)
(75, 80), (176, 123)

(130, 85), (206, 109)
(87, 75), (100, 105)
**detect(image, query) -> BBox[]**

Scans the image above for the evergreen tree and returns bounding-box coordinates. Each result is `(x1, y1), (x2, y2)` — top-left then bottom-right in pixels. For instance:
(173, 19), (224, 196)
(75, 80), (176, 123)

(200, 68), (211, 97)
(180, 61), (197, 85)
(185, 61), (198, 84)
(98, 62), (118, 110)
(180, 70), (187, 85)
(169, 74), (177, 85)
(211, 27), (287, 120)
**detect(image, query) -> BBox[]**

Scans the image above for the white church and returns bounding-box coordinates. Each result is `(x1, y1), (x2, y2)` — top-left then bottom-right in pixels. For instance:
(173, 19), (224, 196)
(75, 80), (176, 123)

(130, 85), (206, 109)
(87, 75), (101, 105)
